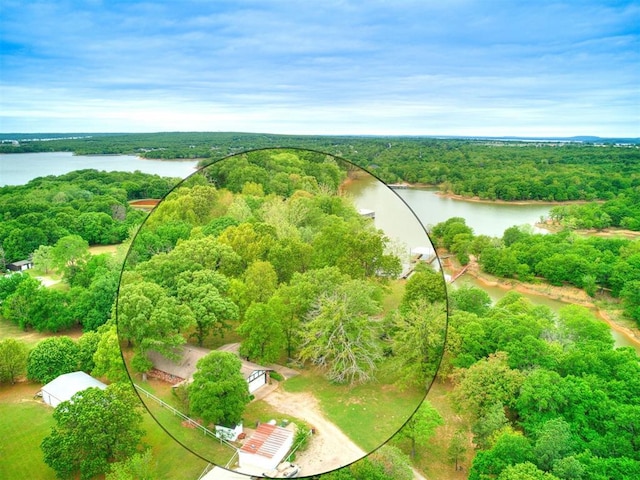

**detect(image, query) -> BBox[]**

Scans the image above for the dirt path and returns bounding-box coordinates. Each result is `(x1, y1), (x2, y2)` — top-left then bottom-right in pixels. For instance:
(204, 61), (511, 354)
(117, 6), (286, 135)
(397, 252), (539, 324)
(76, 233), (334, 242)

(262, 386), (365, 476)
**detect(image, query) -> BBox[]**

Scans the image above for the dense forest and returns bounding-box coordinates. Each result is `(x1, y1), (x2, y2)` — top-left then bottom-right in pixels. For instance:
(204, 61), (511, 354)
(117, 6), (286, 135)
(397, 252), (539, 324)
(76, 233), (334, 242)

(2, 132), (639, 203)
(431, 217), (640, 325)
(1, 134), (639, 479)
(446, 291), (640, 480)
(119, 149), (445, 393)
(0, 169), (179, 263)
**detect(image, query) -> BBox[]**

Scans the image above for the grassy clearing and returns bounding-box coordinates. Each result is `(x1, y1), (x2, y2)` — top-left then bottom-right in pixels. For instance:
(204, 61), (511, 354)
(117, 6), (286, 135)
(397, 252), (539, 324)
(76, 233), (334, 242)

(0, 317), (84, 348)
(283, 364), (423, 452)
(88, 244), (121, 255)
(381, 278), (406, 313)
(142, 411), (210, 480)
(134, 378), (236, 468)
(0, 382), (57, 479)
(243, 397), (310, 430)
(0, 381), (210, 480)
(143, 400), (236, 470)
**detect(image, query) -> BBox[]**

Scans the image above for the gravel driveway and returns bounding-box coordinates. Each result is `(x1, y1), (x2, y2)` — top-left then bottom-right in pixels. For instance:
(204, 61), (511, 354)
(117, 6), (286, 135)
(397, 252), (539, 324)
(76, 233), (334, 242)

(262, 386), (366, 476)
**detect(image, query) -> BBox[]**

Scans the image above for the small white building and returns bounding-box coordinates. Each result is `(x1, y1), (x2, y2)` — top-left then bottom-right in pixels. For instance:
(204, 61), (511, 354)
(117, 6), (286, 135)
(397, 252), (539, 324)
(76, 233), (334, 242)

(241, 359), (271, 394)
(40, 371), (107, 408)
(238, 423), (295, 471)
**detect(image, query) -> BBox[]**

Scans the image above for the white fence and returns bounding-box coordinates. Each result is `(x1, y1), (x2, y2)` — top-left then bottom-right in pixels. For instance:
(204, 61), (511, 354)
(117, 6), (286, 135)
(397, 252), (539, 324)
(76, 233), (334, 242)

(133, 383), (238, 452)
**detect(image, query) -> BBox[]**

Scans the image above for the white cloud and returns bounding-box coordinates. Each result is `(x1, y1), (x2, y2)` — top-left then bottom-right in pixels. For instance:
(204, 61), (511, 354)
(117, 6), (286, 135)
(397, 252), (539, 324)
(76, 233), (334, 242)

(1, 1), (638, 136)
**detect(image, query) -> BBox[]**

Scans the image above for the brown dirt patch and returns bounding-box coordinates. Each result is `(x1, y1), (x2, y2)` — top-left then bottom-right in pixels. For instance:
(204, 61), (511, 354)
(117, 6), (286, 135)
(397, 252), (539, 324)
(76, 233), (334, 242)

(261, 386), (365, 476)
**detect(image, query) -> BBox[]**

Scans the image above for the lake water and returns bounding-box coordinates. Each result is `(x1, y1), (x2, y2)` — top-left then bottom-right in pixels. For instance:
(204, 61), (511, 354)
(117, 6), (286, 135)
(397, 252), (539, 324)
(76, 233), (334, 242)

(344, 174), (639, 354)
(345, 174), (551, 242)
(1, 153), (636, 352)
(0, 152), (200, 186)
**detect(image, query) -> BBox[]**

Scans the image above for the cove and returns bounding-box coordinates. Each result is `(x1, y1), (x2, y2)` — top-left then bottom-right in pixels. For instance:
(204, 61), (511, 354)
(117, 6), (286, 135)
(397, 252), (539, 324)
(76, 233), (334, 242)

(344, 174), (639, 353)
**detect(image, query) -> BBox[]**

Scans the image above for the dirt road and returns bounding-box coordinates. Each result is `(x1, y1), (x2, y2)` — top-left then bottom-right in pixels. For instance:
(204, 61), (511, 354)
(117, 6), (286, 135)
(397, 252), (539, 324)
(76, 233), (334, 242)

(262, 387), (366, 476)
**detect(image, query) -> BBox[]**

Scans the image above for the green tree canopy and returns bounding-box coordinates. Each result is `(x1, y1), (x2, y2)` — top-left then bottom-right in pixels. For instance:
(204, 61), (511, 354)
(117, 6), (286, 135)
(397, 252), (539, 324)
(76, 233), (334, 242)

(41, 383), (144, 480)
(237, 299), (286, 364)
(188, 351), (250, 427)
(27, 336), (79, 384)
(298, 280), (383, 384)
(0, 338), (29, 384)
(395, 400), (443, 458)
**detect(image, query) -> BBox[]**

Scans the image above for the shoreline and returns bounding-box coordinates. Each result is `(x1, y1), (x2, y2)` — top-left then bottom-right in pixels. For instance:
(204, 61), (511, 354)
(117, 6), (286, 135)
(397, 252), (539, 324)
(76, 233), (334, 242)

(535, 221), (640, 238)
(386, 179), (603, 207)
(457, 259), (640, 350)
(434, 191), (595, 206)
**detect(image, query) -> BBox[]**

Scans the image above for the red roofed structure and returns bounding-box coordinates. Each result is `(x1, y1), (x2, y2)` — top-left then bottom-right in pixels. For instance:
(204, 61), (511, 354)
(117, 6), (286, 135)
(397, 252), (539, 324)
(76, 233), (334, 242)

(238, 422), (295, 470)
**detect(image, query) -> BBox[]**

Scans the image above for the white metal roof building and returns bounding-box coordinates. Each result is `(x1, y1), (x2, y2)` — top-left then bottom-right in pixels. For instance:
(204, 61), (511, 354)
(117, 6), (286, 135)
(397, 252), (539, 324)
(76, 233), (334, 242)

(40, 371), (107, 408)
(238, 422), (295, 471)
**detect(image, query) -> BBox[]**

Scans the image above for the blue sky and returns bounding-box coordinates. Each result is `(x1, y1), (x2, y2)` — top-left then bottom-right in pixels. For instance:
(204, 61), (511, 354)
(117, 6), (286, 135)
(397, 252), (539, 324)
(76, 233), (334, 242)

(1, 1), (638, 136)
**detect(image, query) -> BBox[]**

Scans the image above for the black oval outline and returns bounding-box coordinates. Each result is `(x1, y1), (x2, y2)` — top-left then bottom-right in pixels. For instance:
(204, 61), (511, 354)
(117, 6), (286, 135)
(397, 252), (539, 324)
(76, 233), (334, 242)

(115, 146), (450, 478)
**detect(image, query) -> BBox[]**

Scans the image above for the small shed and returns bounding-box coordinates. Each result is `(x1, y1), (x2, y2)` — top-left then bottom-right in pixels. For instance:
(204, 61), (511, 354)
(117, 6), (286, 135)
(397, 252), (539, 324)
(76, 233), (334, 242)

(40, 371), (107, 408)
(7, 259), (33, 272)
(241, 359), (271, 394)
(238, 423), (295, 471)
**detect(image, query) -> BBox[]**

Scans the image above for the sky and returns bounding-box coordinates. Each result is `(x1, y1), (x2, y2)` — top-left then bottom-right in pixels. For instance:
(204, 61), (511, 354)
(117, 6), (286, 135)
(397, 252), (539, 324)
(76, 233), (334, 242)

(1, 0), (638, 137)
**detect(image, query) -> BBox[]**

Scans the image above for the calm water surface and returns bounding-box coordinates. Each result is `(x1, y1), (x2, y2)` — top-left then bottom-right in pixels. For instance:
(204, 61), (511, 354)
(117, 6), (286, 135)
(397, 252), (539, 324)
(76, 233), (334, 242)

(0, 152), (199, 186)
(345, 174), (551, 240)
(345, 175), (639, 353)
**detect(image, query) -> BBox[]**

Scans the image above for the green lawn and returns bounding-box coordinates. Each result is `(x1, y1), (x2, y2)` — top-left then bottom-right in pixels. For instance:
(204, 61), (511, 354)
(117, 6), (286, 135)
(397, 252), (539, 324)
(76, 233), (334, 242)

(142, 409), (217, 479)
(243, 398), (310, 431)
(0, 317), (83, 348)
(0, 381), (212, 480)
(0, 401), (57, 479)
(283, 364), (424, 452)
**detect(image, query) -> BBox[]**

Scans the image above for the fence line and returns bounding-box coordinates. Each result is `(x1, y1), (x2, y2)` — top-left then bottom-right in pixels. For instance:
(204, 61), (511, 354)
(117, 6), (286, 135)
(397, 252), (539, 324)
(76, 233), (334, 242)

(197, 464), (214, 480)
(134, 383), (238, 453)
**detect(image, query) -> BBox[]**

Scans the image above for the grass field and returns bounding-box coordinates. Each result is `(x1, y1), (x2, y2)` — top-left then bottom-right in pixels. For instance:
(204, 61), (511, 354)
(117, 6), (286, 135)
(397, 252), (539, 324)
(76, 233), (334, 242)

(134, 378), (237, 469)
(283, 364), (424, 452)
(0, 383), (57, 480)
(0, 381), (212, 480)
(0, 317), (84, 348)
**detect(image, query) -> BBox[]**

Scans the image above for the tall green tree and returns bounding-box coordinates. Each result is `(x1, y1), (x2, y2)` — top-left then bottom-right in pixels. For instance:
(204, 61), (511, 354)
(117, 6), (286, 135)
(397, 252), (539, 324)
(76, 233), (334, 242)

(298, 280), (383, 384)
(51, 234), (91, 282)
(92, 323), (129, 383)
(533, 418), (575, 472)
(176, 269), (238, 346)
(0, 338), (29, 384)
(76, 331), (101, 373)
(41, 383), (144, 480)
(391, 300), (447, 389)
(395, 400), (443, 458)
(32, 244), (55, 273)
(401, 265), (447, 308)
(117, 279), (193, 364)
(27, 336), (79, 384)
(188, 351), (250, 427)
(237, 299), (286, 364)
(453, 352), (525, 419)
